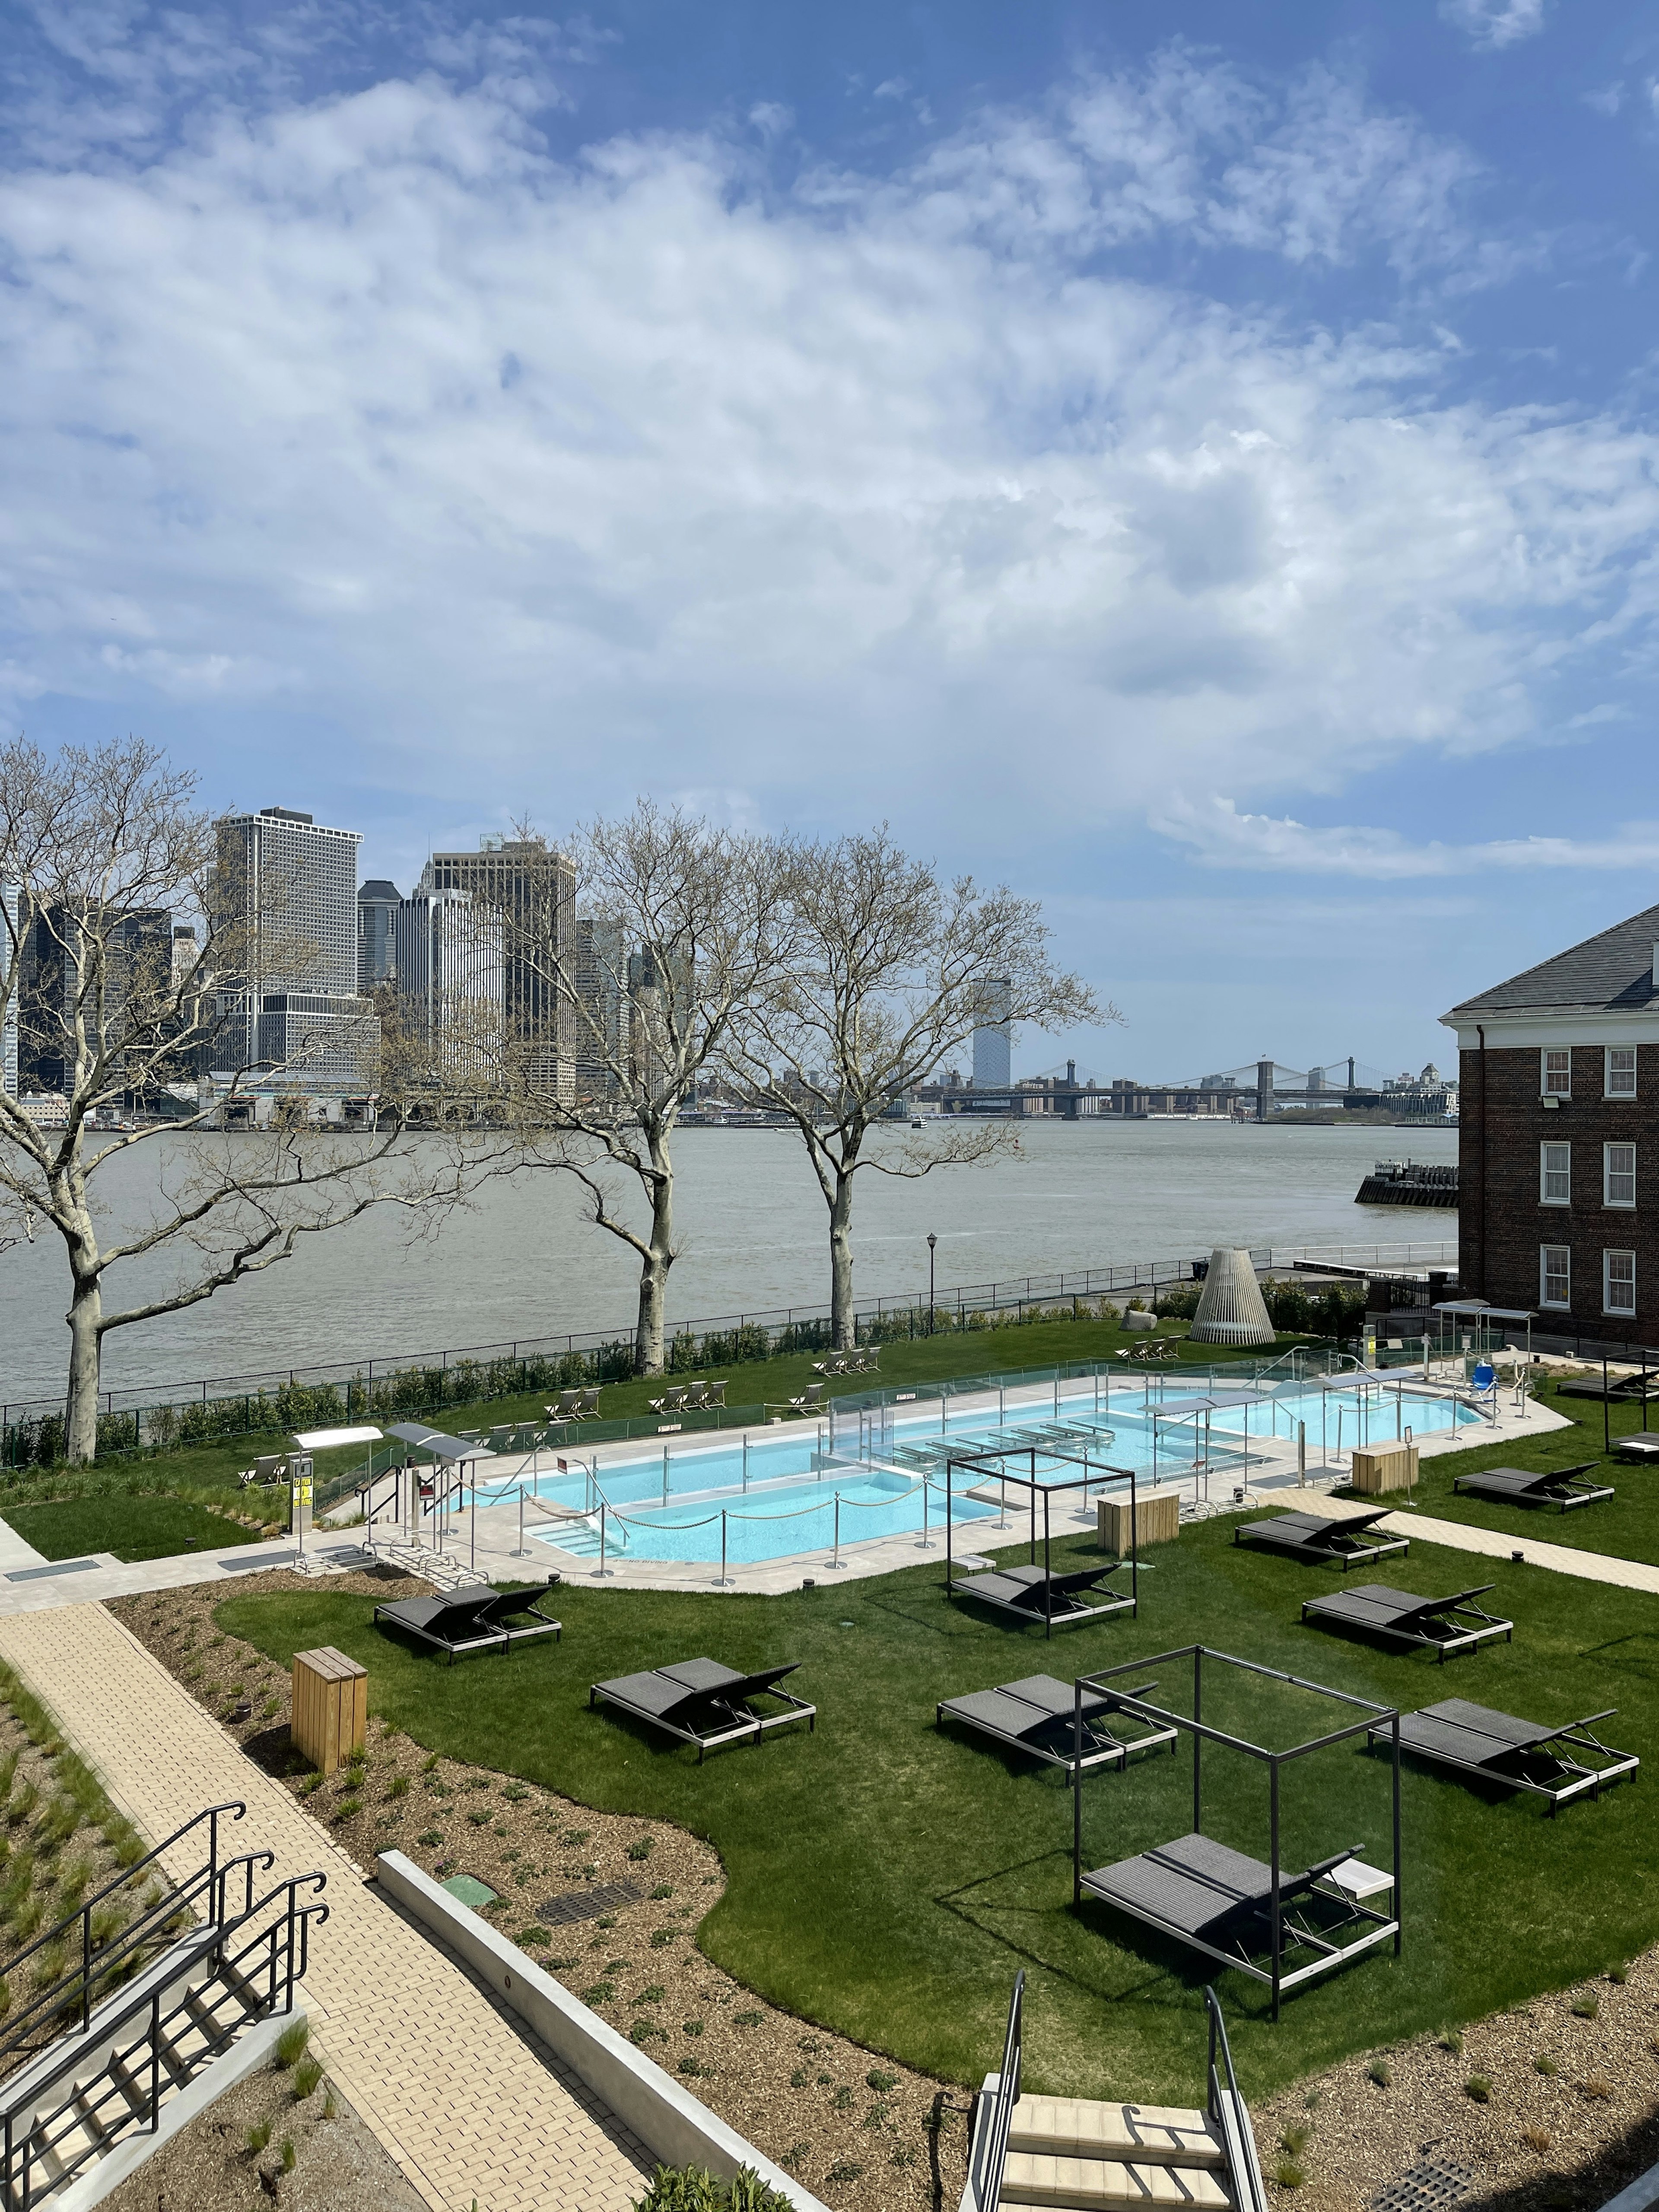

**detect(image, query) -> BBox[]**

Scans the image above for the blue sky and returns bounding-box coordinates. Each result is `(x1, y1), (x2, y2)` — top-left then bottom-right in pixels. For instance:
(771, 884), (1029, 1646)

(4, 0), (1659, 1082)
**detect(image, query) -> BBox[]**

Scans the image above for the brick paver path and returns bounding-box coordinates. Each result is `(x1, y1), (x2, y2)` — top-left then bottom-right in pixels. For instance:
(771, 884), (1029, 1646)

(0, 1603), (651, 2212)
(1288, 1487), (1659, 1594)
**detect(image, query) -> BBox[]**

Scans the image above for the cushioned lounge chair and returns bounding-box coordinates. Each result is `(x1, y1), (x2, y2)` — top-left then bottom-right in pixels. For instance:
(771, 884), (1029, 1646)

(936, 1672), (1177, 1773)
(1233, 1509), (1408, 1571)
(948, 1560), (1133, 1634)
(1300, 1582), (1513, 1661)
(1615, 1435), (1659, 1465)
(373, 1580), (562, 1664)
(589, 1656), (815, 1761)
(1451, 1463), (1614, 1513)
(1369, 1697), (1638, 1813)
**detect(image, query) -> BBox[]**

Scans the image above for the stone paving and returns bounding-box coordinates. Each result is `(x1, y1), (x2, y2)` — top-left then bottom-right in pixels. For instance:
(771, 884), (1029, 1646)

(0, 1603), (652, 2212)
(1287, 1484), (1659, 1595)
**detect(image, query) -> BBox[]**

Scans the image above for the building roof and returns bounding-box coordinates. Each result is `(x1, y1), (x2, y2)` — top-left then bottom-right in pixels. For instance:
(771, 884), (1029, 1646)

(358, 880), (402, 902)
(1444, 902), (1659, 1020)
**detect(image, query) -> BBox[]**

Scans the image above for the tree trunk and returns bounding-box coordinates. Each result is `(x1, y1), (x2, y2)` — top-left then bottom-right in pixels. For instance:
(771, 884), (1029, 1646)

(634, 1145), (676, 1376)
(829, 1170), (855, 1349)
(64, 1258), (104, 1465)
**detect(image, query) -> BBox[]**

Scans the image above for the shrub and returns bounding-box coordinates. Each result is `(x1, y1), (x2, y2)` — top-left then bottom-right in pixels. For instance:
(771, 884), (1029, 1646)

(1280, 2126), (1309, 2158)
(629, 2168), (792, 2212)
(1272, 2158), (1306, 2189)
(292, 2058), (323, 2099)
(652, 1884), (674, 1901)
(631, 2019), (669, 2045)
(1465, 2075), (1492, 2103)
(628, 1835), (656, 1861)
(1524, 2127), (1552, 2153)
(1535, 2054), (1558, 2076)
(245, 2120), (272, 2153)
(280, 2139), (296, 2174)
(734, 2010), (762, 2028)
(518, 1927), (550, 1947)
(583, 1981), (617, 2005)
(275, 2020), (310, 2068)
(1579, 2076), (1613, 2102)
(1367, 2059), (1391, 2088)
(1572, 1994), (1600, 2020)
(1437, 2027), (1464, 2055)
(789, 2067), (809, 2089)
(1610, 1963), (1630, 1984)
(388, 1776), (410, 1799)
(831, 2084), (854, 2111)
(867, 2069), (897, 2093)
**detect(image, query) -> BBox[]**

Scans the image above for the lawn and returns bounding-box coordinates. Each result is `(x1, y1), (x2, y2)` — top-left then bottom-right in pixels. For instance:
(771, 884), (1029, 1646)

(1390, 1381), (1659, 1564)
(4, 1495), (266, 1562)
(216, 1513), (1659, 2109)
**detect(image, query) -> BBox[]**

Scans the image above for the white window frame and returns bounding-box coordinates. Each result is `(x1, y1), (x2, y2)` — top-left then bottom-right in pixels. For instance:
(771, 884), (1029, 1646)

(1541, 1049), (1571, 1098)
(1605, 1142), (1636, 1209)
(1540, 1243), (1571, 1310)
(1540, 1141), (1571, 1206)
(1606, 1046), (1637, 1099)
(1604, 1249), (1636, 1318)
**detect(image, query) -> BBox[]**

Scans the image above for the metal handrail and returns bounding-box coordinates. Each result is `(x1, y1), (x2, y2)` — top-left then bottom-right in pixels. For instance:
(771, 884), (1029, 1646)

(0, 1801), (252, 2059)
(1205, 1987), (1268, 2212)
(961, 1971), (1023, 2212)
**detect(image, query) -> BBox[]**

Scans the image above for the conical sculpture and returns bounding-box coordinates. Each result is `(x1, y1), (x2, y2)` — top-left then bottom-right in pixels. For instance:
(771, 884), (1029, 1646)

(1189, 1247), (1274, 1346)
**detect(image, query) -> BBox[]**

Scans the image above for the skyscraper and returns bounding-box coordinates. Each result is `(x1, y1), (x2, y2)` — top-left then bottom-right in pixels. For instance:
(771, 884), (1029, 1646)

(357, 880), (402, 993)
(421, 836), (575, 1093)
(213, 807), (377, 1084)
(0, 883), (17, 1100)
(394, 886), (505, 1059)
(972, 977), (1013, 1090)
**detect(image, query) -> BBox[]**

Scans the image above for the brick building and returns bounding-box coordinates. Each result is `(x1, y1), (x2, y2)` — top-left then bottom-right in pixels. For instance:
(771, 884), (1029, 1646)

(1443, 901), (1659, 1348)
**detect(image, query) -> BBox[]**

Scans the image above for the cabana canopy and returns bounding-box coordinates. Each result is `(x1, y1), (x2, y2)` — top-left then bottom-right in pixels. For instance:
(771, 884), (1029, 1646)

(1072, 1645), (1402, 2018)
(943, 1441), (1139, 1638)
(383, 1422), (496, 1462)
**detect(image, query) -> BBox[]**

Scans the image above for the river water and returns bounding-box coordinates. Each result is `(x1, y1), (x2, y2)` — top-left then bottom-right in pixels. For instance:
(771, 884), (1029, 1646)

(0, 1120), (1457, 1404)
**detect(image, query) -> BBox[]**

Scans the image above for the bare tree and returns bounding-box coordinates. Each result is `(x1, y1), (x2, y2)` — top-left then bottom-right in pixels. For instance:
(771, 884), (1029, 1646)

(0, 737), (504, 1462)
(488, 803), (791, 1375)
(723, 828), (1113, 1347)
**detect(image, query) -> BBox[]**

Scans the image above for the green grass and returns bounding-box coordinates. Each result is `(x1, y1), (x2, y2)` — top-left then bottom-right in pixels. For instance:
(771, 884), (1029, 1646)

(3, 1496), (266, 1563)
(216, 1513), (1659, 2107)
(1385, 1382), (1659, 1564)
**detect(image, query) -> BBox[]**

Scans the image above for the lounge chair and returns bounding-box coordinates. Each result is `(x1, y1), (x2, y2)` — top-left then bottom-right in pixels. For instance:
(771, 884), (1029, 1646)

(1233, 1509), (1408, 1572)
(238, 1453), (288, 1488)
(789, 1381), (826, 1413)
(1079, 1834), (1388, 1983)
(948, 1560), (1134, 1635)
(1451, 1463), (1614, 1513)
(575, 1387), (601, 1418)
(648, 1385), (688, 1415)
(589, 1657), (815, 1761)
(1615, 1435), (1659, 1465)
(705, 1381), (727, 1408)
(681, 1382), (709, 1411)
(1369, 1697), (1639, 1812)
(373, 1580), (563, 1664)
(546, 1390), (581, 1420)
(1300, 1583), (1513, 1662)
(936, 1673), (1178, 1773)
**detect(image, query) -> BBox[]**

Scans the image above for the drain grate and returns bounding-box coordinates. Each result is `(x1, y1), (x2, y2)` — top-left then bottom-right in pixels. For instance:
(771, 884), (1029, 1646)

(536, 1880), (643, 1927)
(1371, 2158), (1475, 2211)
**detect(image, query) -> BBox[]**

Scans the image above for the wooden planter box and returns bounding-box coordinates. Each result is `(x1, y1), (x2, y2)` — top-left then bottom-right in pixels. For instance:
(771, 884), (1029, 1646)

(292, 1646), (367, 1776)
(1097, 1486), (1183, 1555)
(1350, 1444), (1419, 1496)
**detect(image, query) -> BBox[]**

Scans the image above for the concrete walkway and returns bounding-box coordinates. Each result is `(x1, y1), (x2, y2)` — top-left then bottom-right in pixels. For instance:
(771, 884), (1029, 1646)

(0, 1604), (651, 2212)
(1290, 1487), (1659, 1596)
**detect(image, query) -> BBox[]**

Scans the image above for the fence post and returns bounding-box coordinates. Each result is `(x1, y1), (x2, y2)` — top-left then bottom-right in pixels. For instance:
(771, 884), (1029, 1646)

(718, 1510), (731, 1589)
(597, 1505), (611, 1577)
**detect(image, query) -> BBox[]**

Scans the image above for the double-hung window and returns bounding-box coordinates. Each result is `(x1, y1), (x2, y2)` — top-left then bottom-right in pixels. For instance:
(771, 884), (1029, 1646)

(1540, 1244), (1571, 1309)
(1605, 1250), (1637, 1318)
(1607, 1046), (1637, 1098)
(1605, 1143), (1637, 1208)
(1542, 1049), (1571, 1098)
(1540, 1142), (1571, 1205)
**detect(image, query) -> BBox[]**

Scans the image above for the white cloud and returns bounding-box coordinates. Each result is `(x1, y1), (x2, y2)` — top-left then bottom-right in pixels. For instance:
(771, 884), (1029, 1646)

(1155, 796), (1659, 879)
(0, 28), (1653, 862)
(1440, 0), (1548, 51)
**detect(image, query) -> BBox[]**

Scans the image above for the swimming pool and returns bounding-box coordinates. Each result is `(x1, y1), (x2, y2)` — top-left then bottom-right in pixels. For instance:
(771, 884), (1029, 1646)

(518, 1371), (1481, 1568)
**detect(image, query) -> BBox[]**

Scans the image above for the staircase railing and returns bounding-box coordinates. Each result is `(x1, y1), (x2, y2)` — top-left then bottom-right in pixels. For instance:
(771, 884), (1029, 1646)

(0, 1802), (260, 2069)
(2, 1869), (327, 2209)
(1205, 1986), (1268, 2212)
(959, 1969), (1023, 2212)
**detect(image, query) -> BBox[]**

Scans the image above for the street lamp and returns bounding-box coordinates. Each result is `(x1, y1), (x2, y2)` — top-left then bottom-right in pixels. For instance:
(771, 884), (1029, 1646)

(927, 1233), (937, 1335)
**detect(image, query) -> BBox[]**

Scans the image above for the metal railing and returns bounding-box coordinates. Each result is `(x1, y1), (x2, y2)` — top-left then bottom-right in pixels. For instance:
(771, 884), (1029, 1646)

(960, 1971), (1023, 2212)
(1205, 1988), (1269, 2212)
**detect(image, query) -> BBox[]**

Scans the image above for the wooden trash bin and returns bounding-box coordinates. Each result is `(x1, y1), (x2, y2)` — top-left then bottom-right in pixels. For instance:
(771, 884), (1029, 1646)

(292, 1646), (367, 1776)
(1097, 1486), (1183, 1556)
(1350, 1443), (1419, 1497)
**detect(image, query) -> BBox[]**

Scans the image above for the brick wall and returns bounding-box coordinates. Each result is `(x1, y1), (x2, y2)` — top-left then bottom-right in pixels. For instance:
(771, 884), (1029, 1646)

(1460, 1042), (1654, 1345)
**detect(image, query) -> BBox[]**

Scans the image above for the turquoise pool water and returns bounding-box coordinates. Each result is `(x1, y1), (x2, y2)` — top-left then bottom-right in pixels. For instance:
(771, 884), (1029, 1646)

(521, 1374), (1480, 1567)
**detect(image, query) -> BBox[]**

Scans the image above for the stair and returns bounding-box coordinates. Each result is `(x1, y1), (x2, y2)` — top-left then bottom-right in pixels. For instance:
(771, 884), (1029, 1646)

(998, 2096), (1231, 2212)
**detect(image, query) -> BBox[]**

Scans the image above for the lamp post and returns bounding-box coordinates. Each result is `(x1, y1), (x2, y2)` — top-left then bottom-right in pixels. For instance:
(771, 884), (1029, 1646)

(927, 1233), (937, 1335)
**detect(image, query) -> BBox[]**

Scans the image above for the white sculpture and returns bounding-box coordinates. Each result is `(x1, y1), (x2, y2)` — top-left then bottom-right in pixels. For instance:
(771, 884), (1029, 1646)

(1190, 1247), (1275, 1345)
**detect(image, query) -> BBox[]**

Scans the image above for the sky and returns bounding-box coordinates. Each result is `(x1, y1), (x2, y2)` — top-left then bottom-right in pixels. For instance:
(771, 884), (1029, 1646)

(3, 0), (1659, 1084)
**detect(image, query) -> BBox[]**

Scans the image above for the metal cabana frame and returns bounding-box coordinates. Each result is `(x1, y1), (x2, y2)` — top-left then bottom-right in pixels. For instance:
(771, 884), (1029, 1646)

(943, 1443), (1140, 1638)
(1070, 1645), (1402, 2019)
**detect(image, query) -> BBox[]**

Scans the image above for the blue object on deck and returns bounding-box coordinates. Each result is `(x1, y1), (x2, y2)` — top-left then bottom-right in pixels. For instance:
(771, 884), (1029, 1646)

(1472, 1363), (1495, 1391)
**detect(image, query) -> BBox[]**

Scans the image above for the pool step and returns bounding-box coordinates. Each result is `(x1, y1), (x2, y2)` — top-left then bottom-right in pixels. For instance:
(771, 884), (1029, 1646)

(997, 2097), (1230, 2212)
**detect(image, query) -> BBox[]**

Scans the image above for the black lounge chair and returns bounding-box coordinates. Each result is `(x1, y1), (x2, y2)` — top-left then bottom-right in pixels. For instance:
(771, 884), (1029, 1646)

(1615, 1435), (1659, 1465)
(1079, 1833), (1394, 1990)
(589, 1657), (815, 1761)
(1233, 1508), (1408, 1571)
(373, 1580), (562, 1664)
(1369, 1697), (1639, 1813)
(935, 1674), (1178, 1774)
(1451, 1463), (1614, 1513)
(1301, 1583), (1513, 1662)
(948, 1561), (1133, 1635)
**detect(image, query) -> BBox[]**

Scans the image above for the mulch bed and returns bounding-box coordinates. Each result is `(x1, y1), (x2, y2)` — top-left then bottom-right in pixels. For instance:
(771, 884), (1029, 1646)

(1255, 1946), (1659, 2210)
(109, 1572), (970, 2212)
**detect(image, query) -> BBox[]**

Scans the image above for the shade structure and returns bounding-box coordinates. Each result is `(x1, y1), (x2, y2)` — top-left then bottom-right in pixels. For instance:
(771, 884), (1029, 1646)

(1189, 1248), (1274, 1346)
